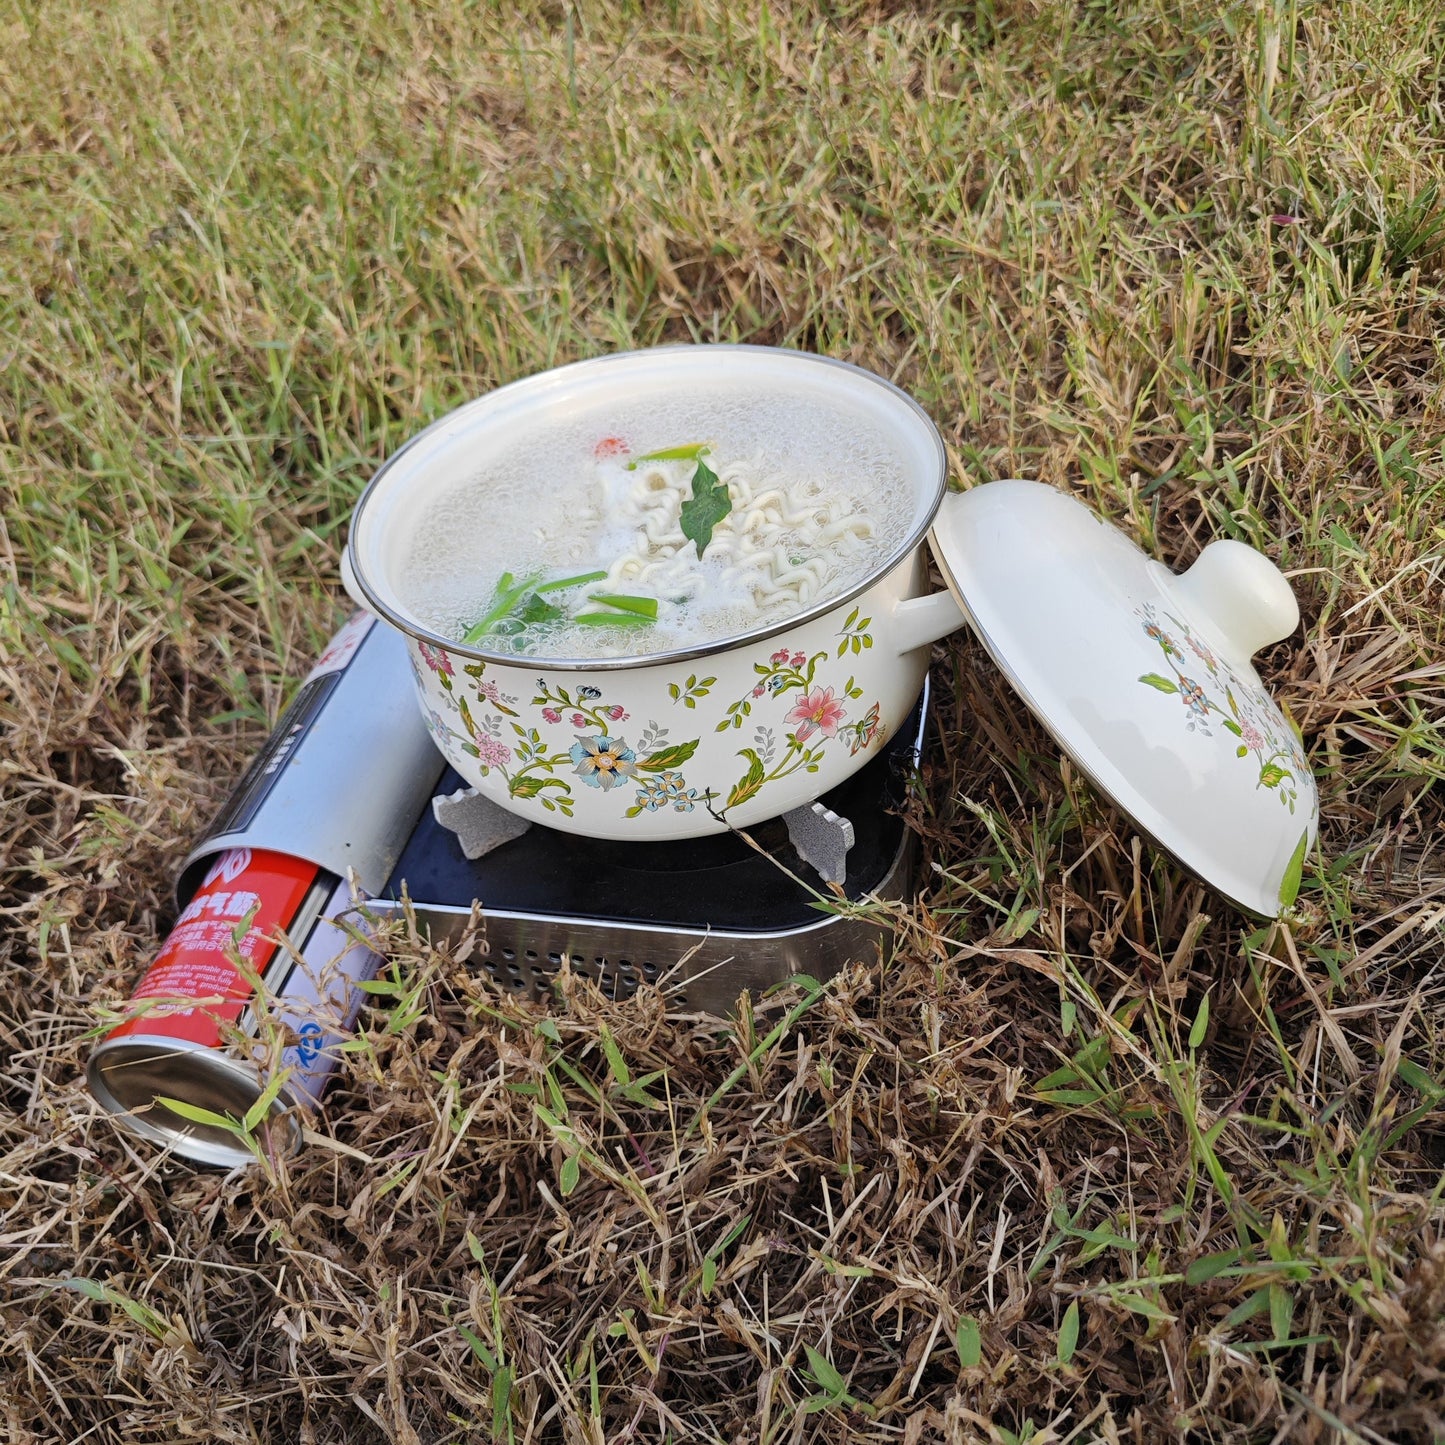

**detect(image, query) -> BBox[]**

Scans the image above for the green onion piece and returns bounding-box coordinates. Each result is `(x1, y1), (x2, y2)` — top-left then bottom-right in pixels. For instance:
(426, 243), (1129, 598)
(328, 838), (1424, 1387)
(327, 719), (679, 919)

(462, 570), (540, 644)
(534, 569), (608, 594)
(572, 611), (654, 626)
(625, 442), (710, 469)
(585, 592), (659, 619)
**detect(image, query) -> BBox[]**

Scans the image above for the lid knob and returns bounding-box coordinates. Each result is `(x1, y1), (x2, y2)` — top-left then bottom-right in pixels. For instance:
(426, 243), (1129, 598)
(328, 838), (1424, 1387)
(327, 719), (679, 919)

(1169, 540), (1300, 660)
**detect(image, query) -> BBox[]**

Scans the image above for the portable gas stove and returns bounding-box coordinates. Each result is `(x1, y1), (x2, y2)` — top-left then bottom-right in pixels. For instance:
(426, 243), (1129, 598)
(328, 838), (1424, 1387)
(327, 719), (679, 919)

(370, 678), (929, 1015)
(180, 612), (930, 1016)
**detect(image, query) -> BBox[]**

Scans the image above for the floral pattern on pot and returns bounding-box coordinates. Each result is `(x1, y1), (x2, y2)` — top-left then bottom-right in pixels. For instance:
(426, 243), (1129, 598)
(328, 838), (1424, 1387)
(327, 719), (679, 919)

(1135, 602), (1309, 812)
(713, 618), (886, 813)
(410, 611), (891, 825)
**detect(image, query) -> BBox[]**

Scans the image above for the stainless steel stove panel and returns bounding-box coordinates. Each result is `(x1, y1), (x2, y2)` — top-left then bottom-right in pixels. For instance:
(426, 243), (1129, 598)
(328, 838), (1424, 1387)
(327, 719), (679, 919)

(366, 829), (913, 1016)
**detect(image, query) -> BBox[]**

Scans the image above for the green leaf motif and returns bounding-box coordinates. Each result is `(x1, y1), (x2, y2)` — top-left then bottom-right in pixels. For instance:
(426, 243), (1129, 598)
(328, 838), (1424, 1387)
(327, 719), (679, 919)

(1258, 763), (1289, 788)
(637, 739), (700, 772)
(1138, 672), (1180, 694)
(1222, 718), (1243, 737)
(509, 775), (548, 799)
(679, 455), (732, 557)
(726, 749), (767, 809)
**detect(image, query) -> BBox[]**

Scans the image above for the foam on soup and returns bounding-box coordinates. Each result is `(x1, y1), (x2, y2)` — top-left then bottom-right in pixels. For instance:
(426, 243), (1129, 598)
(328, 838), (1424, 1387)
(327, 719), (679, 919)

(393, 380), (917, 658)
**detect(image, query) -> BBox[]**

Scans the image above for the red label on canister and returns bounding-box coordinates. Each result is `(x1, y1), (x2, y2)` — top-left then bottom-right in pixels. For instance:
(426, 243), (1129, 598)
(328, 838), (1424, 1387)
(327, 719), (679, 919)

(105, 847), (319, 1048)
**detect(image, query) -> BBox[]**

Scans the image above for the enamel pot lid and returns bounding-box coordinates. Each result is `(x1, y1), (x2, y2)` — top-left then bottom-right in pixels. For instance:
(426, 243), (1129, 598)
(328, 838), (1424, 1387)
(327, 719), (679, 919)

(928, 481), (1318, 918)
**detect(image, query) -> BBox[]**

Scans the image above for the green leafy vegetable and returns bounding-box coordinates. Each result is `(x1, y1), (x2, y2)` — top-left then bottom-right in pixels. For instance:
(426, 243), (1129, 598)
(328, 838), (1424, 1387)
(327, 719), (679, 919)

(572, 611), (653, 627)
(679, 454), (732, 557)
(515, 593), (563, 627)
(626, 442), (712, 467)
(462, 570), (609, 644)
(463, 571), (526, 642)
(586, 592), (658, 619)
(534, 569), (607, 593)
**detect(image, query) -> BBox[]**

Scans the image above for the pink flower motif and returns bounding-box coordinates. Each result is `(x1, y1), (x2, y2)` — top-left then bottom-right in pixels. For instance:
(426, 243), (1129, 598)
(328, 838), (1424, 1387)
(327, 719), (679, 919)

(542, 707), (562, 724)
(1186, 635), (1217, 671)
(785, 686), (846, 741)
(607, 705), (628, 721)
(473, 735), (511, 770)
(476, 677), (502, 703)
(770, 648), (791, 665)
(418, 641), (454, 676)
(1239, 721), (1264, 752)
(752, 684), (766, 698)
(790, 652), (806, 668)
(571, 712), (587, 728)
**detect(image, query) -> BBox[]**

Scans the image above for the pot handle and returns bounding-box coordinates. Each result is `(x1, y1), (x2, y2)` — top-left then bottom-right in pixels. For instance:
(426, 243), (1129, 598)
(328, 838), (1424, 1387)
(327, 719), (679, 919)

(892, 588), (968, 656)
(339, 546), (367, 611)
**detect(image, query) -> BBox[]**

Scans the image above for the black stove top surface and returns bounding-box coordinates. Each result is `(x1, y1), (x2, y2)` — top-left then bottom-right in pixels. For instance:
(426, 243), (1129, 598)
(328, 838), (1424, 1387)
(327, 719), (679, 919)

(385, 688), (929, 934)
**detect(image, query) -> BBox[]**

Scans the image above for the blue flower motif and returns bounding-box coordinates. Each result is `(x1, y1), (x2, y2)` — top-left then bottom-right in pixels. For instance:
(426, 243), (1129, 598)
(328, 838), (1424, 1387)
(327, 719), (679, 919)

(569, 735), (637, 791)
(634, 777), (669, 812)
(632, 770), (699, 813)
(423, 704), (456, 744)
(658, 770), (699, 811)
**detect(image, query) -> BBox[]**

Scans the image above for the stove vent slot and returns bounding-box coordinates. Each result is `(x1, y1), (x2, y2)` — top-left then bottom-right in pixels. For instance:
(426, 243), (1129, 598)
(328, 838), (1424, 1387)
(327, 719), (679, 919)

(474, 934), (659, 1000)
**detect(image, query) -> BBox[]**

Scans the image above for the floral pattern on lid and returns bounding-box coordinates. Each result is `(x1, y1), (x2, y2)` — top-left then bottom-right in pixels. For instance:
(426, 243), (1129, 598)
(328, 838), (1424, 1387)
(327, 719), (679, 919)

(924, 479), (1319, 917)
(1135, 602), (1308, 813)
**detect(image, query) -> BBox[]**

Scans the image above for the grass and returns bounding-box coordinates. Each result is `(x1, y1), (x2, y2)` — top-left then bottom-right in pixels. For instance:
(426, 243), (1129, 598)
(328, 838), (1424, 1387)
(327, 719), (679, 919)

(2, 0), (1445, 1439)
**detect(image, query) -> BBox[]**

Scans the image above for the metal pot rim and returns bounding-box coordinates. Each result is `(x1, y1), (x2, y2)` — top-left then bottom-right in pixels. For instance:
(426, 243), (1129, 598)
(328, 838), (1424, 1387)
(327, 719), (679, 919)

(344, 344), (948, 673)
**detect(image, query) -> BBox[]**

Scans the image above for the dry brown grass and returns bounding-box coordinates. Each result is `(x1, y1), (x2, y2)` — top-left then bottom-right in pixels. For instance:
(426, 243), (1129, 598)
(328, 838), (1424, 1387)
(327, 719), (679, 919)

(3, 0), (1445, 1440)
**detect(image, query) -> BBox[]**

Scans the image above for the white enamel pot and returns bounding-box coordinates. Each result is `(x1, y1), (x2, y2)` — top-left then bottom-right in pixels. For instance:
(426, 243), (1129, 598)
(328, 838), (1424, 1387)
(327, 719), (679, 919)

(343, 344), (1318, 916)
(342, 346), (966, 842)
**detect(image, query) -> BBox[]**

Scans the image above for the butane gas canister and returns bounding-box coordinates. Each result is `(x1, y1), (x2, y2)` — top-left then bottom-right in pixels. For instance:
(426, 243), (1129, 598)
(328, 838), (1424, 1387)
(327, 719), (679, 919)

(86, 612), (447, 1166)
